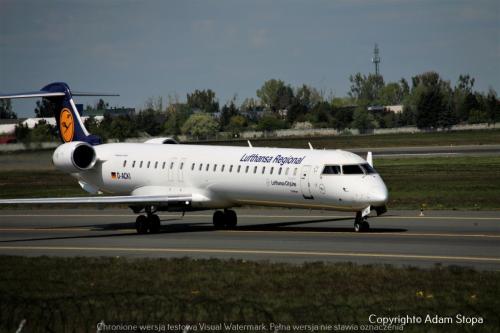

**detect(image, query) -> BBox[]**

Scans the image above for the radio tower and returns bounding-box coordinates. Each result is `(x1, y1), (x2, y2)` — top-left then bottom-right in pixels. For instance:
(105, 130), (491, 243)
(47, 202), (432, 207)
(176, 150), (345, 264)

(372, 43), (381, 76)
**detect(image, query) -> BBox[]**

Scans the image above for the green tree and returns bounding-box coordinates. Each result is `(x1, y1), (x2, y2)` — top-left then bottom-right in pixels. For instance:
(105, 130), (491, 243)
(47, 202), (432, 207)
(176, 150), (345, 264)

(14, 123), (30, 143)
(96, 99), (109, 111)
(485, 89), (499, 124)
(109, 115), (137, 141)
(351, 107), (375, 133)
(34, 98), (55, 117)
(181, 113), (218, 138)
(0, 99), (16, 119)
(220, 99), (239, 130)
(256, 114), (287, 131)
(226, 115), (247, 136)
(348, 73), (385, 104)
(163, 102), (191, 136)
(30, 120), (58, 142)
(256, 79), (294, 112)
(135, 109), (165, 136)
(379, 82), (405, 105)
(187, 89), (219, 113)
(407, 71), (455, 129)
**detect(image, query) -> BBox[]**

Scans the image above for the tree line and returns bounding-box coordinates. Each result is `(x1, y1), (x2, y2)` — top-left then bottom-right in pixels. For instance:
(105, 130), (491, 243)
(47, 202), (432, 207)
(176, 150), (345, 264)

(4, 71), (499, 143)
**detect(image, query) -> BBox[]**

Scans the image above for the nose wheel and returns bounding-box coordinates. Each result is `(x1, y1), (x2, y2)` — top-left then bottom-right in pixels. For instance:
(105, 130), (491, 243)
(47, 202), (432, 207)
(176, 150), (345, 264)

(354, 212), (370, 232)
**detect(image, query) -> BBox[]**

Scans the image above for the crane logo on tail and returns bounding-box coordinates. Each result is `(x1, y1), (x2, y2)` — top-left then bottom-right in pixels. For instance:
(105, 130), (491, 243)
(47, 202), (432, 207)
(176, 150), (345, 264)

(59, 108), (74, 142)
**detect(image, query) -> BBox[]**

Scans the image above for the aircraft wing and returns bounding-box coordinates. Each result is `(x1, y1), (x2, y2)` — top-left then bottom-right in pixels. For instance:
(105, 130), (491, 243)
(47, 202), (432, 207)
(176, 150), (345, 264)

(0, 194), (192, 205)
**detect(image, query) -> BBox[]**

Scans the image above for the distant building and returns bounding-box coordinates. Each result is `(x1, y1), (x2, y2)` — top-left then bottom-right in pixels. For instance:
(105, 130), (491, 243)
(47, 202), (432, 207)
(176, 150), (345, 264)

(367, 105), (403, 113)
(84, 107), (135, 118)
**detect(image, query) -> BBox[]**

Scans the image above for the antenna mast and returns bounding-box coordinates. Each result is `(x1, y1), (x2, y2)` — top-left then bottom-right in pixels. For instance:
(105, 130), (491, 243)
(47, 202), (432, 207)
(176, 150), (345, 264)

(372, 43), (381, 76)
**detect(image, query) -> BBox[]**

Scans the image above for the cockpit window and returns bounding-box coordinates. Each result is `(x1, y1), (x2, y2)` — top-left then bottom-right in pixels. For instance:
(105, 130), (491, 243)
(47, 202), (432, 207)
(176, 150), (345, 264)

(360, 163), (377, 174)
(342, 164), (364, 175)
(322, 165), (341, 175)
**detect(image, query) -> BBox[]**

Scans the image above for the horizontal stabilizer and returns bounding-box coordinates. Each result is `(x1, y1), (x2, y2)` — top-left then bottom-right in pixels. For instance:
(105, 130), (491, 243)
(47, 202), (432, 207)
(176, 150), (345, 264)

(0, 91), (65, 99)
(0, 91), (119, 99)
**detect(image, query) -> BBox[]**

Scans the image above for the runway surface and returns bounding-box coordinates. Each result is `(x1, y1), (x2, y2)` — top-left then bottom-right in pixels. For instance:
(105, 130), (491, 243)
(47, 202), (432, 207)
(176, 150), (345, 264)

(0, 208), (499, 269)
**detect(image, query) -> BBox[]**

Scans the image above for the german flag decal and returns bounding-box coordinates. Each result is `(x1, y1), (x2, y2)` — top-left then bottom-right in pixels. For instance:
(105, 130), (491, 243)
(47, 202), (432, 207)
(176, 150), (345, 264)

(111, 172), (117, 179)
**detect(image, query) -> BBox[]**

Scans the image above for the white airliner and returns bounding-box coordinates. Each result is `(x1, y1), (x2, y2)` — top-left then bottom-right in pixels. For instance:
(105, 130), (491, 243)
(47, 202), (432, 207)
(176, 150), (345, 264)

(0, 83), (388, 233)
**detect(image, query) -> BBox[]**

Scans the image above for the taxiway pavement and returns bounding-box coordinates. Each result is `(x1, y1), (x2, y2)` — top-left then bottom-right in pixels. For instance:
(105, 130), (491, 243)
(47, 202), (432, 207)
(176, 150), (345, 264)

(0, 208), (499, 269)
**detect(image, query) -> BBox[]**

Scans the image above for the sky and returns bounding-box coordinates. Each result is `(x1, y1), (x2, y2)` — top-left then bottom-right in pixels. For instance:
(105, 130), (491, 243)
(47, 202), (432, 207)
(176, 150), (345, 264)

(1, 0), (499, 117)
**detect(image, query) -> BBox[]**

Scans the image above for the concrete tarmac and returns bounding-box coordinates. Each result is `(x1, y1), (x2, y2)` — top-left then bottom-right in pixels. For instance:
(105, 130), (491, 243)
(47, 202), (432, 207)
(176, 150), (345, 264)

(0, 208), (499, 270)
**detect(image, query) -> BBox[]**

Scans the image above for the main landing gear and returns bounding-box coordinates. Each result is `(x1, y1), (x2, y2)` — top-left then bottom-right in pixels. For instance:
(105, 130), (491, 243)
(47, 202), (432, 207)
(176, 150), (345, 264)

(354, 211), (370, 232)
(213, 209), (237, 229)
(135, 213), (161, 234)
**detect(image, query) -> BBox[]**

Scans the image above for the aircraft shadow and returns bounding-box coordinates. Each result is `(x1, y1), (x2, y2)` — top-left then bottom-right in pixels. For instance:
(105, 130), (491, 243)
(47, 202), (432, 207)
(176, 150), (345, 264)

(0, 217), (407, 243)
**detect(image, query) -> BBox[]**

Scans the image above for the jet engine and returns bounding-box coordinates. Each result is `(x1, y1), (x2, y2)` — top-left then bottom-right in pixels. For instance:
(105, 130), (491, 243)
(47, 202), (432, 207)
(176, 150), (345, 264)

(52, 142), (97, 173)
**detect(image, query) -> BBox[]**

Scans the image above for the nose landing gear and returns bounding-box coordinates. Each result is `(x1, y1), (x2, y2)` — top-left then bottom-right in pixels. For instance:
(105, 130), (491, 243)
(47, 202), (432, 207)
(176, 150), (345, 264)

(354, 211), (370, 232)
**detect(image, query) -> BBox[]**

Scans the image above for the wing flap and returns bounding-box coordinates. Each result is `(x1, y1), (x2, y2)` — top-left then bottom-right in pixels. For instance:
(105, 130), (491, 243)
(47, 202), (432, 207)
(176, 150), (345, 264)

(0, 194), (192, 205)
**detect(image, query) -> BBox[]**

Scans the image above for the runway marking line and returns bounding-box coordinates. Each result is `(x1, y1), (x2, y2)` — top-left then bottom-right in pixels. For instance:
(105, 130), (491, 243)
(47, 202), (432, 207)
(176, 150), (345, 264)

(1, 228), (500, 238)
(0, 245), (499, 263)
(0, 228), (499, 239)
(0, 214), (499, 221)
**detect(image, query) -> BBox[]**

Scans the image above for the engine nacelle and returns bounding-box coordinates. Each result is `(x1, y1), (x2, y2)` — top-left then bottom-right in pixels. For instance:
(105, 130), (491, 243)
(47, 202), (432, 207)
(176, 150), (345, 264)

(52, 142), (97, 173)
(144, 137), (178, 144)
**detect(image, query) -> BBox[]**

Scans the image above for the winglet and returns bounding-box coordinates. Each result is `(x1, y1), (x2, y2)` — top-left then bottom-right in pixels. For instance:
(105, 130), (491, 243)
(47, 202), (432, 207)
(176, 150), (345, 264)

(247, 140), (253, 148)
(308, 142), (314, 150)
(367, 152), (373, 167)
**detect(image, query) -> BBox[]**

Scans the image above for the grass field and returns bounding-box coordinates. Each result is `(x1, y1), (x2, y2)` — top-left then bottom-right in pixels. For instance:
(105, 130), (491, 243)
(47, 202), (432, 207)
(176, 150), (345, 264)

(196, 129), (500, 149)
(0, 156), (498, 210)
(0, 256), (498, 332)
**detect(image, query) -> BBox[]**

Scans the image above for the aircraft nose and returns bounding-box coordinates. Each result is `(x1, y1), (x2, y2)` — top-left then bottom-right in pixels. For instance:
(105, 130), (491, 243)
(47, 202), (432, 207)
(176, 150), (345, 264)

(370, 181), (389, 206)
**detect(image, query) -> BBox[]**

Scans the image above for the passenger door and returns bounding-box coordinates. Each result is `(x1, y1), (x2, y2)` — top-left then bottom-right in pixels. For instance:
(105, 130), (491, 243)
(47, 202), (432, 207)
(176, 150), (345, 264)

(300, 165), (314, 199)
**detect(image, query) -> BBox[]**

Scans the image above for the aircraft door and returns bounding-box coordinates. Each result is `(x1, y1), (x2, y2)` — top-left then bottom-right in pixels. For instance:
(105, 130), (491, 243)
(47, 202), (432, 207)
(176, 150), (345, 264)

(300, 165), (314, 199)
(168, 157), (177, 183)
(178, 158), (186, 182)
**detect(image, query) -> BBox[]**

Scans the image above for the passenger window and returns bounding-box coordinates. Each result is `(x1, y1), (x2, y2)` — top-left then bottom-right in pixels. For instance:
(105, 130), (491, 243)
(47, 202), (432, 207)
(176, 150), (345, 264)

(229, 165), (233, 173)
(342, 165), (364, 175)
(237, 165), (241, 173)
(123, 160), (127, 167)
(221, 165), (225, 172)
(360, 163), (377, 174)
(180, 162), (184, 170)
(154, 161), (158, 169)
(213, 164), (217, 172)
(270, 167), (274, 175)
(285, 167), (289, 175)
(170, 162), (174, 170)
(162, 162), (166, 169)
(262, 166), (266, 174)
(294, 168), (297, 176)
(132, 161), (136, 168)
(199, 163), (203, 171)
(191, 163), (195, 170)
(140, 161), (143, 168)
(206, 164), (210, 171)
(322, 165), (341, 175)
(147, 161), (151, 168)
(278, 167), (282, 175)
(253, 166), (257, 174)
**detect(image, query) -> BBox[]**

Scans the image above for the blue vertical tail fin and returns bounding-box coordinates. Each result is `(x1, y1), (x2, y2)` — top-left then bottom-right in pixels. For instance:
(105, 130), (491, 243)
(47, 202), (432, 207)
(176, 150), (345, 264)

(0, 82), (118, 145)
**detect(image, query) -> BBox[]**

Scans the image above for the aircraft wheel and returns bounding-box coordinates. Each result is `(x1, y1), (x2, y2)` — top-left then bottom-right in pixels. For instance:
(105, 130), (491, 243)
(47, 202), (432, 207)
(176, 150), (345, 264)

(135, 215), (148, 234)
(225, 209), (237, 228)
(362, 221), (370, 232)
(213, 210), (225, 228)
(148, 214), (161, 233)
(354, 221), (362, 233)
